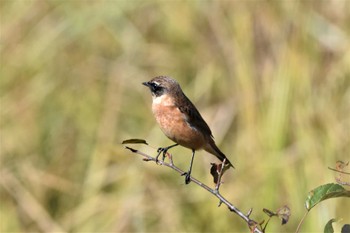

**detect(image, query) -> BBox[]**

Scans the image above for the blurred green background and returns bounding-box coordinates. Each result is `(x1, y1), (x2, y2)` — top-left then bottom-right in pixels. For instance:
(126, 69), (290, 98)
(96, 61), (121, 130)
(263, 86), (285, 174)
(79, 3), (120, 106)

(1, 0), (350, 232)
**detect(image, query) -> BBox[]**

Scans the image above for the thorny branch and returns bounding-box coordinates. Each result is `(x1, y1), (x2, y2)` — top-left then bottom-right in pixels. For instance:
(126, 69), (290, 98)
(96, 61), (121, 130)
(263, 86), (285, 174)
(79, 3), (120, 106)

(125, 146), (263, 233)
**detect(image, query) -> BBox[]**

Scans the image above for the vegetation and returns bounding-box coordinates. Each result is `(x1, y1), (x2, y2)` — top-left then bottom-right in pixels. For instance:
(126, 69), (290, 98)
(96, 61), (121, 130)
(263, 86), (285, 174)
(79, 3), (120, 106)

(1, 1), (349, 232)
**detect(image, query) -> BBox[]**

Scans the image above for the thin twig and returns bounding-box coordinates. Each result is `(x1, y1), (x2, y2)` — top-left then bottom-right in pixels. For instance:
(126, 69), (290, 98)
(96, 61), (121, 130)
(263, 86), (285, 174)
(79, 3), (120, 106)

(328, 167), (350, 175)
(215, 158), (226, 192)
(125, 146), (263, 233)
(295, 211), (309, 233)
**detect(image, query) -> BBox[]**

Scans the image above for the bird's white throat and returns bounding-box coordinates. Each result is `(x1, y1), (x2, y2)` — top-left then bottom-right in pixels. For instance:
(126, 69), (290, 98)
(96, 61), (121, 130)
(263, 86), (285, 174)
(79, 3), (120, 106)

(152, 94), (174, 106)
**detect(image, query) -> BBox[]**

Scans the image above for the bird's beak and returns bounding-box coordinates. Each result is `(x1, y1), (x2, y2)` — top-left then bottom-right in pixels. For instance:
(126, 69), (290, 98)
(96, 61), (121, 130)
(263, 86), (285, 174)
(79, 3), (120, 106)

(142, 81), (150, 87)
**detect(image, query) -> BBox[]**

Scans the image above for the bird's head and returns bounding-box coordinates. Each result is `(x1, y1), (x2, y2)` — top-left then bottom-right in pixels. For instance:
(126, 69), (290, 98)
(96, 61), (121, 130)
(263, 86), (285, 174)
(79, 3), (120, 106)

(142, 76), (181, 98)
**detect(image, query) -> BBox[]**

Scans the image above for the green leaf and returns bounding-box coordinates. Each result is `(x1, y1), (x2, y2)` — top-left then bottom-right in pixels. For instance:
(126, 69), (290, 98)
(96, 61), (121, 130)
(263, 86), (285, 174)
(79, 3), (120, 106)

(324, 218), (336, 233)
(122, 139), (148, 145)
(305, 183), (350, 211)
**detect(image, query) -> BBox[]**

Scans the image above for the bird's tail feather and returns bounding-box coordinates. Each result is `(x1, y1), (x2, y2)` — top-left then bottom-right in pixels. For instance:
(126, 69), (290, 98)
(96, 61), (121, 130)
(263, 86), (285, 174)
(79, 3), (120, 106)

(204, 139), (234, 168)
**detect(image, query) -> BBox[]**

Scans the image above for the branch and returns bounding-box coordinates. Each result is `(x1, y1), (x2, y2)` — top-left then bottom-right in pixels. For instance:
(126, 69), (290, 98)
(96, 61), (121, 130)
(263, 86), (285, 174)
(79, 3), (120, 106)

(328, 167), (350, 175)
(124, 146), (263, 233)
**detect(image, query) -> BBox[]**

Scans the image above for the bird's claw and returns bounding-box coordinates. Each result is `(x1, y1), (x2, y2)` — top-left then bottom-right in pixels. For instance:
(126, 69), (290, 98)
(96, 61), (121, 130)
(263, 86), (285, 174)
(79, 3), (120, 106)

(156, 147), (168, 164)
(181, 172), (191, 184)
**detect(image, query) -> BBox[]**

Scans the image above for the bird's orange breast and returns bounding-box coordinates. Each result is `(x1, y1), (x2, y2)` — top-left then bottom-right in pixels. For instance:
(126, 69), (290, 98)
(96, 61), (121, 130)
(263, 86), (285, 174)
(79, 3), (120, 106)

(152, 95), (206, 150)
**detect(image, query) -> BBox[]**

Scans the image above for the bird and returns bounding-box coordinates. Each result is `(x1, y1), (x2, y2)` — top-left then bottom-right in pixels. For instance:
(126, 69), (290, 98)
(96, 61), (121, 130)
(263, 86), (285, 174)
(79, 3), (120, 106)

(143, 76), (234, 184)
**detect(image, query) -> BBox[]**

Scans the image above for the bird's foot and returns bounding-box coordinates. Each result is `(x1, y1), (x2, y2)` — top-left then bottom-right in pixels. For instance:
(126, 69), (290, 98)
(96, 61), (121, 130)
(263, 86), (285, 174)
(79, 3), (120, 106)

(181, 171), (191, 184)
(156, 147), (168, 164)
(155, 144), (178, 164)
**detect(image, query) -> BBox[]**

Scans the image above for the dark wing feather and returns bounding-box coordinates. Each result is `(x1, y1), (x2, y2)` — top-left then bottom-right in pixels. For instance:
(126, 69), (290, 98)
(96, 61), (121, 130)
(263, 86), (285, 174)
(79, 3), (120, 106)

(177, 94), (213, 138)
(177, 93), (234, 168)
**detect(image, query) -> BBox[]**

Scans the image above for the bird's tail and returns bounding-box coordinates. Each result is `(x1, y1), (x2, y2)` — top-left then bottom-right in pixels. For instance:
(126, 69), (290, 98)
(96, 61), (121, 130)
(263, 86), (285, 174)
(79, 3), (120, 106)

(204, 139), (234, 168)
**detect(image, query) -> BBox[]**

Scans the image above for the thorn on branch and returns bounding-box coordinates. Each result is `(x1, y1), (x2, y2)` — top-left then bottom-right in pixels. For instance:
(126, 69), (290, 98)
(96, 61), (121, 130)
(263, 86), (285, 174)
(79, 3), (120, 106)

(247, 208), (253, 217)
(218, 200), (223, 207)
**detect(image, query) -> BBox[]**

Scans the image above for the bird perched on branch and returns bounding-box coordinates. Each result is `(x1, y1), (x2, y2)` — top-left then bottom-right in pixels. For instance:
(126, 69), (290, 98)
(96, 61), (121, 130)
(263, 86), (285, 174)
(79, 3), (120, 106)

(143, 76), (234, 184)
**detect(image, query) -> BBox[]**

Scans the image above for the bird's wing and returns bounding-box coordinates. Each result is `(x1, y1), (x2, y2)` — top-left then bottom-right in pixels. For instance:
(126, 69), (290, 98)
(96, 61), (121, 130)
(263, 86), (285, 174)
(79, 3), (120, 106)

(177, 94), (213, 138)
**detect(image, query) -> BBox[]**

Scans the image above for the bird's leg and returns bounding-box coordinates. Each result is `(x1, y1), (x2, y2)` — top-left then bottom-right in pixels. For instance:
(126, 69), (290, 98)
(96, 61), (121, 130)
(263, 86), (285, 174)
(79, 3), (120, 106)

(182, 149), (195, 184)
(156, 143), (178, 163)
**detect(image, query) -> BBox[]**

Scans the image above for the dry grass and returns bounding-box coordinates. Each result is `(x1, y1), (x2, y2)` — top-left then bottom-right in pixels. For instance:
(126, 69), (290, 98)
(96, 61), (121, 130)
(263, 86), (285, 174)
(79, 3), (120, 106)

(1, 0), (350, 232)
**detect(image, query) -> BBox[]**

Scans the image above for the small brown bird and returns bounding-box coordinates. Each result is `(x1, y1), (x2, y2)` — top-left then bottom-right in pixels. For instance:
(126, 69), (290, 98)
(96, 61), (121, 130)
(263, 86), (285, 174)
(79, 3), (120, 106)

(143, 76), (233, 184)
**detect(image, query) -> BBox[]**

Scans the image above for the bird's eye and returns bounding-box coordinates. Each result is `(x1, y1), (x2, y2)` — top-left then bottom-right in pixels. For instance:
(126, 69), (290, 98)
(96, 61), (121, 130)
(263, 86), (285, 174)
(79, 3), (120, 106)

(150, 82), (161, 92)
(150, 82), (158, 89)
(149, 82), (165, 96)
